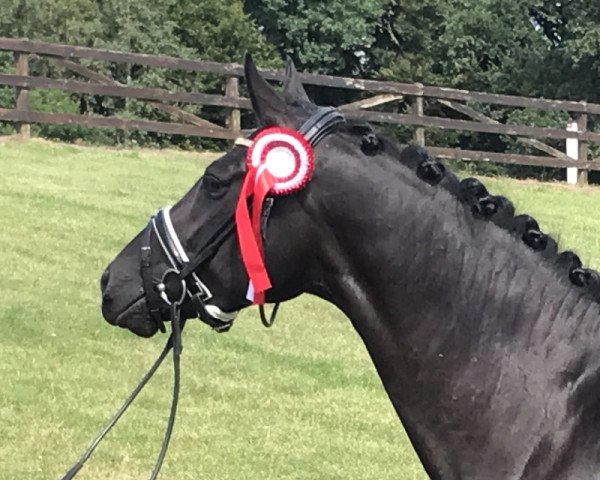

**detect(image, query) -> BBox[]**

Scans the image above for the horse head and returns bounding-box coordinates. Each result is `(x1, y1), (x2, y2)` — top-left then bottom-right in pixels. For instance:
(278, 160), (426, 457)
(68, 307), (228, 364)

(100, 54), (406, 337)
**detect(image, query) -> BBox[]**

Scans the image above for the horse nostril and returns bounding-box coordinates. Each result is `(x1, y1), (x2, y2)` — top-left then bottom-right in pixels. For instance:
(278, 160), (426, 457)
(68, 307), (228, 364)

(100, 268), (111, 293)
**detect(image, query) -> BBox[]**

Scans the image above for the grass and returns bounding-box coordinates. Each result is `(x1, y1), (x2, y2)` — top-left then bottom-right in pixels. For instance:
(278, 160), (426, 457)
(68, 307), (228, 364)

(2, 138), (600, 479)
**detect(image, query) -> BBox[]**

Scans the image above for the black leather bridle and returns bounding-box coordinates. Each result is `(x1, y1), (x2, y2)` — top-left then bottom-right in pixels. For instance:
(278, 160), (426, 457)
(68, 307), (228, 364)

(61, 106), (345, 480)
(142, 206), (235, 333)
(141, 105), (346, 334)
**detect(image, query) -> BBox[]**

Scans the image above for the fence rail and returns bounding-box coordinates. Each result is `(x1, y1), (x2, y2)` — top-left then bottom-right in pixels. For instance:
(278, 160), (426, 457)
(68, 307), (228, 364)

(0, 37), (598, 181)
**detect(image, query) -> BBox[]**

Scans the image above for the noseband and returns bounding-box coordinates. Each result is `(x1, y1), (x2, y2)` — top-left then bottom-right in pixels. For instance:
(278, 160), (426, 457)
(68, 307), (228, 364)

(62, 106), (345, 479)
(141, 206), (233, 333)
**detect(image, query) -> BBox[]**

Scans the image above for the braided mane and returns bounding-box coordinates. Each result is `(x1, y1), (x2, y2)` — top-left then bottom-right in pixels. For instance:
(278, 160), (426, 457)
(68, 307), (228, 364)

(395, 143), (600, 302)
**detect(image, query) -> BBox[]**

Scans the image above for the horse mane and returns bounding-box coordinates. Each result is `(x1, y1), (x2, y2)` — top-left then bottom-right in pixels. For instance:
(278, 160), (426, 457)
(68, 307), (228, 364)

(393, 142), (600, 303)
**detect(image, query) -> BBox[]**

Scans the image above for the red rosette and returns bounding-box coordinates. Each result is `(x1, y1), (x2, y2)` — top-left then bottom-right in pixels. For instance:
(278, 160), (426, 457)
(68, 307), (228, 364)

(235, 126), (315, 304)
(247, 126), (314, 195)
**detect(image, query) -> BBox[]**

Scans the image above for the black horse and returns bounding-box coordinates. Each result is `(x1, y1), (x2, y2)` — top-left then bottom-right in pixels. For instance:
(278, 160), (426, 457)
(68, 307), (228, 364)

(101, 55), (600, 479)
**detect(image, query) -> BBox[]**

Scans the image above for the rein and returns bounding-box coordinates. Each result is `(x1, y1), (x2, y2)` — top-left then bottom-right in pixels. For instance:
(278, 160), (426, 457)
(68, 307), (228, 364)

(62, 299), (184, 480)
(62, 106), (345, 479)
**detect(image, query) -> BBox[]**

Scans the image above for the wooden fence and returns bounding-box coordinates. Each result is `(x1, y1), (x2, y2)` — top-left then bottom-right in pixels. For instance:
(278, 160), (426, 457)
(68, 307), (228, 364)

(0, 37), (599, 183)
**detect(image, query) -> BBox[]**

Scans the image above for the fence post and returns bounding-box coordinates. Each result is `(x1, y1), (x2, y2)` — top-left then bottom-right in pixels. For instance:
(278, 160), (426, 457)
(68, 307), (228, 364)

(225, 76), (241, 137)
(577, 113), (588, 186)
(14, 51), (30, 139)
(412, 84), (425, 146)
(566, 115), (588, 186)
(566, 119), (578, 185)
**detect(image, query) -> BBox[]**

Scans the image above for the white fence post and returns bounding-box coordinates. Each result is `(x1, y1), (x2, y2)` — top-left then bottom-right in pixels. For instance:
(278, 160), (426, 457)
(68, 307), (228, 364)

(566, 120), (578, 185)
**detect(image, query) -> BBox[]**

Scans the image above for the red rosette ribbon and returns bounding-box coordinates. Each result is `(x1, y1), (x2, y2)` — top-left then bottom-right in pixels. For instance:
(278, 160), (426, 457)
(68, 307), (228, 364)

(235, 126), (314, 304)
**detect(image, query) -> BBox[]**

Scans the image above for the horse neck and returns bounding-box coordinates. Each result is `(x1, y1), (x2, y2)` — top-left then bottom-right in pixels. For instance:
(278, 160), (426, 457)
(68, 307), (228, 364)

(311, 172), (600, 479)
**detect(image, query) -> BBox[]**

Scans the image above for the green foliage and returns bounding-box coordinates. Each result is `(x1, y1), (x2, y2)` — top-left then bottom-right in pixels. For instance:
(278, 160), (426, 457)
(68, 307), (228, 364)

(0, 0), (278, 147)
(245, 0), (389, 75)
(168, 0), (279, 144)
(0, 0), (103, 49)
(175, 0), (277, 65)
(0, 0), (598, 181)
(372, 0), (449, 84)
(365, 0), (600, 179)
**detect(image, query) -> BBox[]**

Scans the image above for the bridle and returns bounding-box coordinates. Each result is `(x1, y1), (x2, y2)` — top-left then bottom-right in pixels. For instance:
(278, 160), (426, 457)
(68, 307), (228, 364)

(142, 206), (235, 333)
(61, 106), (345, 479)
(141, 105), (346, 333)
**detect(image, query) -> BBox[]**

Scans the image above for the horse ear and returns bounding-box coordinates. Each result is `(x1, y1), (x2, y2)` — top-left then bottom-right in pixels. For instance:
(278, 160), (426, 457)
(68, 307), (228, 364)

(283, 56), (311, 104)
(244, 52), (288, 127)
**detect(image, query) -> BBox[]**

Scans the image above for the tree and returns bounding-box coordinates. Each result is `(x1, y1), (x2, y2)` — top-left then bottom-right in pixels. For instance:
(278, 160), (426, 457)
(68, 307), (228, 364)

(174, 0), (277, 65)
(0, 0), (102, 44)
(0, 0), (280, 146)
(244, 0), (389, 76)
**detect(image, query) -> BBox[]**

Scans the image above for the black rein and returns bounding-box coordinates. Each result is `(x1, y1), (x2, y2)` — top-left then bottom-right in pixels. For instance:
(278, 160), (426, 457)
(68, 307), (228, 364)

(62, 299), (184, 480)
(61, 106), (345, 479)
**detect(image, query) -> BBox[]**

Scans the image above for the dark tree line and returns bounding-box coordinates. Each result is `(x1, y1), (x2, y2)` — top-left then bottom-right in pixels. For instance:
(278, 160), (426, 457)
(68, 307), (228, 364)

(0, 0), (598, 169)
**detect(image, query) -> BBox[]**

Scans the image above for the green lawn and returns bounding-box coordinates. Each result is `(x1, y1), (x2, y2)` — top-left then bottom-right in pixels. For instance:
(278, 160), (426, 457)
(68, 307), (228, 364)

(2, 139), (600, 480)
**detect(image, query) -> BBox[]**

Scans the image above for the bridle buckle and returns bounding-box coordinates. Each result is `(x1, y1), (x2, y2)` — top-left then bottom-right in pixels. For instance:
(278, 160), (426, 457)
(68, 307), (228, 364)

(157, 269), (187, 306)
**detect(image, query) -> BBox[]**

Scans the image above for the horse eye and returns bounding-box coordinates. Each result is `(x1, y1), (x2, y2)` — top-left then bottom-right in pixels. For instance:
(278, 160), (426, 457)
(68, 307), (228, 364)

(202, 175), (226, 199)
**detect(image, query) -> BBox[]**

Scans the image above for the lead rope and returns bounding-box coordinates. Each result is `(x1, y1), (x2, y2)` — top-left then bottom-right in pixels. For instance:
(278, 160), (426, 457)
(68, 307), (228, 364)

(61, 299), (184, 480)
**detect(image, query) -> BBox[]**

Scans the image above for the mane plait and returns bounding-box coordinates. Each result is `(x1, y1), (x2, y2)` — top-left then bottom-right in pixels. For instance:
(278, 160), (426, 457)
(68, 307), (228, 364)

(398, 144), (600, 300)
(399, 144), (461, 195)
